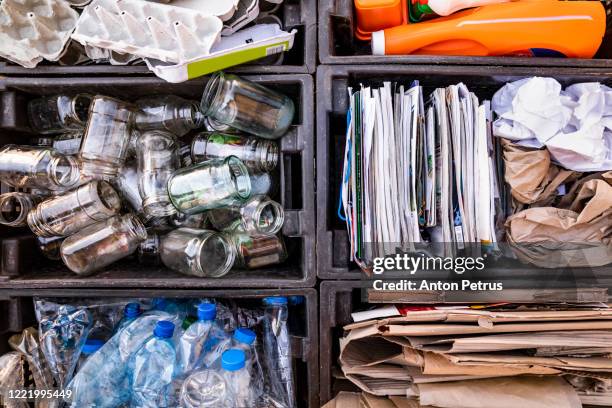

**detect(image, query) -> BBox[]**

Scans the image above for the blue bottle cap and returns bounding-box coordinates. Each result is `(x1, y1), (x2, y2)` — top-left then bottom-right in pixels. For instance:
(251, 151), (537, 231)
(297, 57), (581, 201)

(233, 328), (256, 345)
(263, 296), (288, 305)
(124, 303), (142, 319)
(288, 296), (304, 305)
(221, 349), (246, 371)
(154, 321), (175, 338)
(82, 339), (104, 354)
(197, 303), (216, 321)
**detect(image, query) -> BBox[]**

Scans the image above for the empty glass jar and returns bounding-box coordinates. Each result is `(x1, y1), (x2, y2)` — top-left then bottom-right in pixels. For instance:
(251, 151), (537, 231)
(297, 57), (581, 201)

(37, 236), (63, 261)
(28, 94), (93, 134)
(250, 171), (275, 196)
(229, 232), (287, 269)
(78, 96), (135, 180)
(208, 195), (284, 235)
(53, 131), (83, 156)
(168, 156), (251, 215)
(200, 72), (294, 139)
(0, 192), (38, 227)
(160, 228), (235, 278)
(0, 145), (81, 191)
(191, 132), (279, 172)
(135, 95), (205, 137)
(27, 181), (122, 238)
(61, 214), (147, 275)
(138, 233), (161, 265)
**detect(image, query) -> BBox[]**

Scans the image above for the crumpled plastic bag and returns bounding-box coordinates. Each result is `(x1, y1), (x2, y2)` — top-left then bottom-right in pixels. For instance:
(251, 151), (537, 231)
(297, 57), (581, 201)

(9, 327), (54, 388)
(0, 352), (28, 408)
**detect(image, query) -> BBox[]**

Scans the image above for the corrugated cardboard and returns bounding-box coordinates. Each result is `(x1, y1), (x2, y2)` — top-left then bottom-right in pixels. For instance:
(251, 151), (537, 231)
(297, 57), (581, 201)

(422, 351), (559, 376)
(444, 353), (612, 372)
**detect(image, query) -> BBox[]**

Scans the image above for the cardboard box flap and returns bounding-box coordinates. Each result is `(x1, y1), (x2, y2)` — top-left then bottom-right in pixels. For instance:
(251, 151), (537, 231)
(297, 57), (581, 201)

(445, 353), (612, 372)
(423, 351), (560, 376)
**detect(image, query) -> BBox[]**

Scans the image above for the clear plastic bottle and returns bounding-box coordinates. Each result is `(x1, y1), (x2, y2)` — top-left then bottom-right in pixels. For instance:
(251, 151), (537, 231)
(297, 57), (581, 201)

(138, 234), (161, 265)
(230, 232), (288, 269)
(115, 303), (143, 333)
(220, 349), (254, 407)
(135, 95), (205, 137)
(208, 195), (284, 235)
(167, 156), (251, 215)
(60, 214), (147, 275)
(78, 96), (135, 180)
(200, 72), (294, 139)
(191, 132), (279, 172)
(53, 131), (83, 155)
(0, 145), (81, 191)
(0, 192), (38, 227)
(180, 369), (227, 408)
(76, 338), (104, 373)
(177, 303), (216, 374)
(232, 328), (264, 401)
(160, 228), (235, 278)
(129, 320), (177, 408)
(136, 130), (180, 217)
(27, 180), (122, 238)
(28, 94), (93, 134)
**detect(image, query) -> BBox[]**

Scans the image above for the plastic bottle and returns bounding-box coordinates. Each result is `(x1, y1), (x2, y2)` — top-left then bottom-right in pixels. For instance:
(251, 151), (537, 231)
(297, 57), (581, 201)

(135, 95), (205, 137)
(129, 321), (177, 408)
(208, 194), (284, 235)
(177, 303), (216, 374)
(0, 192), (38, 227)
(221, 349), (253, 407)
(115, 303), (143, 333)
(232, 327), (264, 400)
(28, 94), (93, 134)
(76, 338), (104, 372)
(179, 369), (227, 408)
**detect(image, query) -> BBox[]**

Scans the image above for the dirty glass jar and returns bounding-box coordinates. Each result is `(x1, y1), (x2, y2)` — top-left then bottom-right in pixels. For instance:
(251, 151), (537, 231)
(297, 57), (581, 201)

(191, 132), (279, 172)
(160, 228), (235, 278)
(60, 214), (147, 275)
(208, 195), (284, 235)
(138, 233), (161, 265)
(0, 192), (38, 227)
(28, 94), (93, 134)
(0, 145), (81, 191)
(229, 232), (287, 269)
(27, 181), (121, 238)
(79, 96), (135, 180)
(135, 95), (205, 137)
(200, 72), (294, 139)
(168, 156), (251, 215)
(37, 235), (63, 261)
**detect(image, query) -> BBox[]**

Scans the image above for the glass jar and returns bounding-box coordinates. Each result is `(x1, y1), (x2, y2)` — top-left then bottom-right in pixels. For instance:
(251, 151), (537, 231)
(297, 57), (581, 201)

(229, 232), (287, 269)
(250, 171), (275, 196)
(177, 141), (193, 168)
(115, 163), (143, 213)
(137, 131), (180, 218)
(138, 233), (161, 265)
(208, 195), (284, 235)
(0, 192), (38, 227)
(28, 94), (93, 134)
(78, 96), (135, 180)
(37, 235), (64, 261)
(27, 181), (122, 238)
(170, 212), (208, 229)
(53, 131), (83, 156)
(0, 145), (81, 191)
(168, 156), (251, 215)
(203, 116), (241, 134)
(191, 132), (279, 172)
(160, 228), (235, 278)
(200, 72), (294, 139)
(135, 95), (205, 137)
(60, 214), (147, 275)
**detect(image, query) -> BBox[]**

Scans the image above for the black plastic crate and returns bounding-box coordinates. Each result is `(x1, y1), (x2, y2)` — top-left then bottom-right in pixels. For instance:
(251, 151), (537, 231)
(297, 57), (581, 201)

(0, 0), (316, 76)
(0, 287), (319, 408)
(316, 64), (612, 279)
(0, 73), (315, 289)
(319, 0), (612, 67)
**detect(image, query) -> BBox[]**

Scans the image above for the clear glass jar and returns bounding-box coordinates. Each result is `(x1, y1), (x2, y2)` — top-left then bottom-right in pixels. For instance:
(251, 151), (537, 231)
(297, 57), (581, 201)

(200, 72), (294, 139)
(114, 163), (143, 214)
(138, 233), (161, 265)
(203, 116), (241, 134)
(169, 212), (208, 229)
(168, 156), (251, 215)
(53, 131), (83, 156)
(0, 192), (38, 227)
(208, 195), (284, 235)
(37, 235), (63, 261)
(136, 131), (180, 218)
(60, 214), (147, 275)
(250, 171), (275, 196)
(160, 228), (235, 278)
(135, 95), (205, 137)
(229, 232), (287, 269)
(78, 96), (135, 180)
(177, 141), (193, 168)
(27, 181), (122, 238)
(0, 145), (81, 191)
(191, 132), (279, 172)
(27, 94), (93, 134)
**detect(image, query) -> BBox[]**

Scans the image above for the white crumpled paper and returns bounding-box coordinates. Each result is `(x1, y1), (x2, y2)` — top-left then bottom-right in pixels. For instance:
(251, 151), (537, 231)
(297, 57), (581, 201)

(492, 77), (612, 172)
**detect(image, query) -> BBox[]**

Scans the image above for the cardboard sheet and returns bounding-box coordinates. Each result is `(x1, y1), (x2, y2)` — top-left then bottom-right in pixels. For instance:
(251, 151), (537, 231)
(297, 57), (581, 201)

(444, 353), (612, 372)
(423, 351), (559, 376)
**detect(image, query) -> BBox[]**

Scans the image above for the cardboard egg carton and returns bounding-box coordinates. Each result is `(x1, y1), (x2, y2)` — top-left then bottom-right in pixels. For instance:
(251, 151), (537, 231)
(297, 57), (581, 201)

(72, 0), (224, 64)
(0, 0), (80, 68)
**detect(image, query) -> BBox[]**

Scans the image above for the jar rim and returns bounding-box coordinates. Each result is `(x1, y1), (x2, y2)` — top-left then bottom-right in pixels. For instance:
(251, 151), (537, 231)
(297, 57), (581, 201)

(201, 72), (224, 116)
(225, 156), (251, 200)
(195, 231), (235, 278)
(253, 197), (284, 235)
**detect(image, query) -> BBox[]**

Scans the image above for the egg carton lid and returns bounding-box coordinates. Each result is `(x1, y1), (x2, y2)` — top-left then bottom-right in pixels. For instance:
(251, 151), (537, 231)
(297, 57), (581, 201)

(160, 0), (240, 22)
(222, 0), (259, 36)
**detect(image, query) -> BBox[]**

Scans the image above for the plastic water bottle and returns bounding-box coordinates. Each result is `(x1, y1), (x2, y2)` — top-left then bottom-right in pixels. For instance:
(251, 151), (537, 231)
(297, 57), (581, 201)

(179, 369), (227, 408)
(129, 321), (177, 408)
(177, 303), (216, 374)
(221, 349), (253, 407)
(232, 327), (264, 401)
(115, 302), (143, 333)
(262, 296), (296, 408)
(76, 338), (104, 372)
(199, 305), (231, 369)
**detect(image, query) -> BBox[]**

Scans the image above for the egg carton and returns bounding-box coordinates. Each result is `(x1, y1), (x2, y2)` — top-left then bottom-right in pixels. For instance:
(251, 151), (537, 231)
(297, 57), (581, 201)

(0, 0), (79, 68)
(72, 0), (224, 64)
(161, 0), (240, 22)
(222, 0), (259, 36)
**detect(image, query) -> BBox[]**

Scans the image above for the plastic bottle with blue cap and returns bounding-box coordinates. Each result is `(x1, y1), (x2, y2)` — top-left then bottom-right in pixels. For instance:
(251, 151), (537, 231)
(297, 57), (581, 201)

(115, 302), (143, 333)
(232, 327), (264, 401)
(76, 338), (104, 372)
(177, 302), (217, 375)
(221, 349), (254, 407)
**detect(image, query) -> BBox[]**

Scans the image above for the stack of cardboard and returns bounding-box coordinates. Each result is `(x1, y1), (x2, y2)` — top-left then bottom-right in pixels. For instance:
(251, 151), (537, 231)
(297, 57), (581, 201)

(338, 307), (612, 408)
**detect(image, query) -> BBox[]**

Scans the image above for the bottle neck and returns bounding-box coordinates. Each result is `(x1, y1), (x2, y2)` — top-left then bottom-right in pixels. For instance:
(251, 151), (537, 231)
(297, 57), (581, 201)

(256, 140), (279, 172)
(178, 103), (205, 130)
(120, 214), (148, 242)
(201, 72), (227, 117)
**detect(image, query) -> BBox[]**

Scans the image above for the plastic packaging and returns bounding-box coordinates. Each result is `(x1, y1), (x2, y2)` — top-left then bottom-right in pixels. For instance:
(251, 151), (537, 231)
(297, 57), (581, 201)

(180, 369), (228, 408)
(135, 95), (205, 137)
(208, 194), (284, 235)
(0, 352), (26, 407)
(168, 156), (251, 214)
(115, 303), (143, 333)
(201, 72), (294, 139)
(76, 338), (104, 372)
(27, 181), (122, 238)
(231, 232), (287, 269)
(354, 0), (406, 40)
(8, 327), (55, 394)
(411, 0), (509, 20)
(0, 192), (38, 227)
(177, 302), (216, 374)
(28, 94), (93, 134)
(60, 214), (147, 275)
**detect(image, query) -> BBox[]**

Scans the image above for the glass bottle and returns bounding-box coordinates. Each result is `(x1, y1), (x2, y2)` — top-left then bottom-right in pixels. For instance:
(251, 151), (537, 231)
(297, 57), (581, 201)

(53, 131), (83, 156)
(28, 94), (93, 134)
(37, 236), (64, 261)
(136, 131), (180, 218)
(27, 181), (122, 238)
(168, 156), (251, 215)
(191, 132), (279, 172)
(200, 72), (294, 139)
(0, 145), (81, 191)
(229, 232), (287, 269)
(60, 214), (147, 275)
(0, 192), (38, 227)
(135, 95), (205, 137)
(138, 234), (161, 265)
(160, 228), (235, 278)
(208, 195), (284, 235)
(78, 96), (135, 180)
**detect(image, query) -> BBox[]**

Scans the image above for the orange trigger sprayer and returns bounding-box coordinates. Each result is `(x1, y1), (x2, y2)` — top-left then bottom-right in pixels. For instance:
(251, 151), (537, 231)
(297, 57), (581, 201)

(372, 0), (606, 58)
